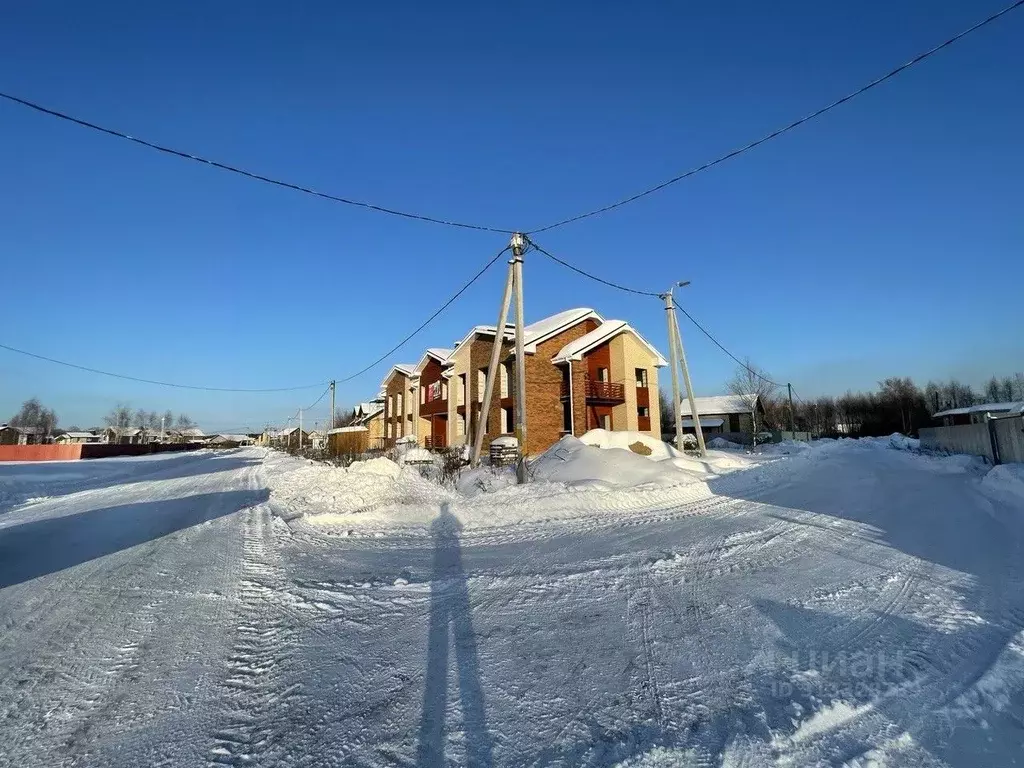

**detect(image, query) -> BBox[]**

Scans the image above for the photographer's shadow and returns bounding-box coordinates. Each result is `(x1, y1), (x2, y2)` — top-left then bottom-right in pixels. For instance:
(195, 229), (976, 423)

(417, 503), (493, 767)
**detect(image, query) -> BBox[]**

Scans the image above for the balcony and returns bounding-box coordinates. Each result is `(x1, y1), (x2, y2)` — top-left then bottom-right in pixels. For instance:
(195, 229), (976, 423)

(560, 379), (626, 403)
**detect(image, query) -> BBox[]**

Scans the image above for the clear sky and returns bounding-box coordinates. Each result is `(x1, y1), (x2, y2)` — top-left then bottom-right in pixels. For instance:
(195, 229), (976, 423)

(2, 1), (1022, 432)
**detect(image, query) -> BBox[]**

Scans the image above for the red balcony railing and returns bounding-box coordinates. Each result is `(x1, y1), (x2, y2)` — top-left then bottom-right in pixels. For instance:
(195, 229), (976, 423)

(559, 380), (625, 402)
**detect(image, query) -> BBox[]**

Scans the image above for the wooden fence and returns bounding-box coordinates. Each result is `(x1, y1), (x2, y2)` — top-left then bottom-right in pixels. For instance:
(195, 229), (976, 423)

(919, 415), (1024, 464)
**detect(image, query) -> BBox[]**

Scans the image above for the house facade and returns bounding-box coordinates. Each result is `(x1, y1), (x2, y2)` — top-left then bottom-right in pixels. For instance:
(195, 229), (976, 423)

(381, 363), (418, 444)
(675, 395), (764, 437)
(0, 424), (46, 445)
(55, 431), (102, 444)
(435, 308), (665, 455)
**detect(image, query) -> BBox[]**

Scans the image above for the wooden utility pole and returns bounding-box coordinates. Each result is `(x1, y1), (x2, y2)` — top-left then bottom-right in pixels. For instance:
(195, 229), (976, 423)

(787, 383), (795, 435)
(471, 254), (516, 468)
(669, 287), (706, 457)
(511, 233), (528, 484)
(330, 380), (336, 430)
(663, 290), (685, 452)
(299, 409), (303, 450)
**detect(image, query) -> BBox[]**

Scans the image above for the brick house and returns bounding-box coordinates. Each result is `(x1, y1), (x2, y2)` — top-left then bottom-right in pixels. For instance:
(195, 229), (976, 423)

(427, 308), (666, 456)
(381, 362), (418, 445)
(0, 424), (45, 445)
(414, 348), (453, 449)
(675, 395), (764, 437)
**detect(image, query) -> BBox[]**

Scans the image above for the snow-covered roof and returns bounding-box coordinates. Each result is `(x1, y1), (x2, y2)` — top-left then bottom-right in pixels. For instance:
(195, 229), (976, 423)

(210, 434), (250, 443)
(176, 427), (205, 437)
(933, 401), (1024, 418)
(523, 308), (602, 352)
(327, 425), (368, 434)
(62, 431), (97, 438)
(426, 347), (453, 362)
(677, 395), (758, 416)
(551, 319), (668, 367)
(448, 308), (604, 358)
(415, 347), (455, 374)
(380, 363), (418, 387)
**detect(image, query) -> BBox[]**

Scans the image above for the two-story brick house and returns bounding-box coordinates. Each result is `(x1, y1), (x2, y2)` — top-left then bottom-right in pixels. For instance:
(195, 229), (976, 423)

(374, 307), (666, 455)
(380, 362), (418, 443)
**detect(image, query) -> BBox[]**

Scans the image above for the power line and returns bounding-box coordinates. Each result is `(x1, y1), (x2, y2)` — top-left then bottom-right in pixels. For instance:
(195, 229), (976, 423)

(527, 0), (1024, 234)
(336, 244), (512, 384)
(671, 297), (784, 388)
(0, 341), (326, 392)
(0, 91), (514, 235)
(525, 237), (660, 297)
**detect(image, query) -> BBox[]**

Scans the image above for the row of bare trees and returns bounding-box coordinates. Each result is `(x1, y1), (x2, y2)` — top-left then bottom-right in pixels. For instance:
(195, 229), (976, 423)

(660, 362), (1024, 439)
(103, 404), (196, 432)
(743, 368), (1024, 438)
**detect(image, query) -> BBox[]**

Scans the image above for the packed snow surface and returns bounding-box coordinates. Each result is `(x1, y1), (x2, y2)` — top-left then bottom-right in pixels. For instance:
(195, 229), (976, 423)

(1, 440), (1023, 767)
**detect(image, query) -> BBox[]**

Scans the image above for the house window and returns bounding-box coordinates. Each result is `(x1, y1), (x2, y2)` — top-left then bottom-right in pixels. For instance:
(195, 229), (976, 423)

(562, 401), (572, 432)
(386, 422), (392, 438)
(635, 368), (648, 388)
(502, 407), (513, 434)
(500, 362), (510, 397)
(477, 368), (487, 400)
(397, 393), (403, 416)
(458, 374), (467, 406)
(729, 413), (741, 433)
(456, 414), (465, 436)
(638, 406), (650, 419)
(597, 367), (609, 382)
(601, 413), (611, 429)
(421, 386), (426, 404)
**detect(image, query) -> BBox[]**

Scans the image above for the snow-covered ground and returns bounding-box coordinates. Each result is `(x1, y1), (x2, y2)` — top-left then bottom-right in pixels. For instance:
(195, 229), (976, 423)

(1, 439), (1022, 767)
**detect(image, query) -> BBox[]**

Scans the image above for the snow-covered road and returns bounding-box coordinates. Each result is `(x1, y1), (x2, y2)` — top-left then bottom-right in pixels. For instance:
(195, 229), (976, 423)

(1, 444), (1022, 767)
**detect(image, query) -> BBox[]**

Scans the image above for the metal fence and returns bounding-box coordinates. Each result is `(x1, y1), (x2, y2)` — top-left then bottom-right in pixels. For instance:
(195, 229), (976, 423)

(919, 415), (1024, 465)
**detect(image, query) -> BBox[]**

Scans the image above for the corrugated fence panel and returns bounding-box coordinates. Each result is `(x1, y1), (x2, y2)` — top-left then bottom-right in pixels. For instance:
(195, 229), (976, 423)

(993, 417), (1024, 464)
(919, 424), (994, 462)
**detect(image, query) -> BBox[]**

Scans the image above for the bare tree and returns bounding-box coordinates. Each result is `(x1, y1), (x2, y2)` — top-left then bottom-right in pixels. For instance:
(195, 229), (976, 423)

(132, 408), (149, 430)
(728, 359), (778, 445)
(984, 376), (1002, 404)
(9, 398), (58, 438)
(1015, 372), (1024, 401)
(176, 413), (195, 429)
(999, 376), (1015, 403)
(146, 411), (161, 431)
(104, 404), (134, 430)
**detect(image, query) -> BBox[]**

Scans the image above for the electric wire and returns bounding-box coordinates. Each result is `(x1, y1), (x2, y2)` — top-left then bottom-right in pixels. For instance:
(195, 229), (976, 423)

(527, 0), (1024, 234)
(0, 91), (514, 235)
(524, 237), (660, 297)
(671, 297), (784, 388)
(0, 341), (327, 392)
(335, 244), (512, 384)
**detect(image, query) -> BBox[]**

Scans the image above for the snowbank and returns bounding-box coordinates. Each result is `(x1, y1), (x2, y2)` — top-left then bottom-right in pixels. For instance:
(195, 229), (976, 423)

(980, 464), (1024, 503)
(267, 454), (451, 524)
(708, 437), (745, 451)
(529, 431), (761, 490)
(576, 428), (683, 460)
(531, 436), (703, 490)
(886, 432), (921, 451)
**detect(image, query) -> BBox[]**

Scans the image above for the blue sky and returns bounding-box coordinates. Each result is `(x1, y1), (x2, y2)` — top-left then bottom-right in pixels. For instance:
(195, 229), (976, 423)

(2, 1), (1022, 432)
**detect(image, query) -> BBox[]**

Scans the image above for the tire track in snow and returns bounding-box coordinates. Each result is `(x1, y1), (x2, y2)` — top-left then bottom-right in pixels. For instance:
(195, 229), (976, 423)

(207, 504), (302, 767)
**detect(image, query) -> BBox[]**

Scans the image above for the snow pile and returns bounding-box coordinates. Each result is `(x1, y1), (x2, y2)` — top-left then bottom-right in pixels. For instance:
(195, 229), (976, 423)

(577, 428), (682, 460)
(457, 465), (517, 496)
(268, 454), (450, 523)
(887, 432), (921, 451)
(531, 436), (704, 490)
(708, 437), (745, 451)
(399, 447), (433, 464)
(528, 431), (760, 490)
(980, 464), (1024, 502)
